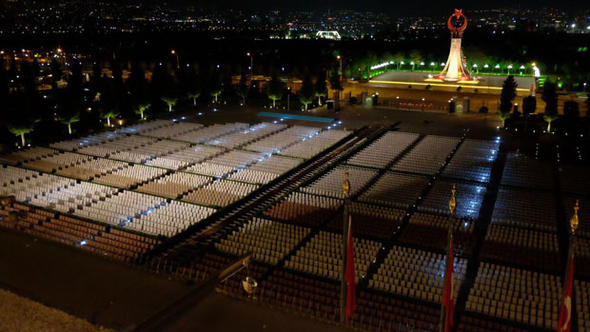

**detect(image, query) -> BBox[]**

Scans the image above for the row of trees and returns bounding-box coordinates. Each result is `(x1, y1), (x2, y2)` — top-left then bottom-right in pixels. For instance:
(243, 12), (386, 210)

(263, 71), (331, 111)
(499, 75), (590, 133)
(1, 58), (341, 146)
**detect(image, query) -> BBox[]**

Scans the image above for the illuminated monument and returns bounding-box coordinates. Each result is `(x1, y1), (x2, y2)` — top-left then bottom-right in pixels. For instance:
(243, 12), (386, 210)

(435, 9), (474, 82)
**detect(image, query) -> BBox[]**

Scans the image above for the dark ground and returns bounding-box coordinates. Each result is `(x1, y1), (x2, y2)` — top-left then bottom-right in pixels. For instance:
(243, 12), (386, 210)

(0, 229), (349, 331)
(178, 102), (502, 139)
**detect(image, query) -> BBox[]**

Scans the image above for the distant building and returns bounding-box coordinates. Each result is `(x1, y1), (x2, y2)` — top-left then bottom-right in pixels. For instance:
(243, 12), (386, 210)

(316, 31), (341, 40)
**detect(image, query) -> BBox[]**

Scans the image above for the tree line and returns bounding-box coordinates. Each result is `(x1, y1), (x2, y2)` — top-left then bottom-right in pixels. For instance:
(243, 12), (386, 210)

(0, 58), (340, 147)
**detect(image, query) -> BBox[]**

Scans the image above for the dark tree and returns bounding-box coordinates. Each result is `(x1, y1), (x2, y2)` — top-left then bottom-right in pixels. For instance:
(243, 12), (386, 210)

(111, 60), (132, 118)
(6, 94), (40, 146)
(127, 62), (149, 106)
(56, 61), (84, 135)
(236, 73), (249, 106)
(19, 61), (37, 95)
(149, 62), (171, 112)
(498, 76), (517, 126)
(50, 59), (63, 91)
(542, 81), (558, 132)
(0, 59), (8, 101)
(314, 70), (328, 106)
(98, 78), (121, 127)
(500, 76), (517, 114)
(208, 70), (223, 104)
(522, 96), (537, 116)
(266, 73), (284, 108)
(67, 61), (84, 97)
(563, 101), (579, 120)
(522, 95), (537, 133)
(328, 69), (343, 111)
(180, 65), (200, 107)
(299, 74), (315, 111)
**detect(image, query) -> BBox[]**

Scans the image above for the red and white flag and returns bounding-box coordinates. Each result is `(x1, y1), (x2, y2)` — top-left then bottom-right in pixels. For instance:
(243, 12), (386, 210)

(558, 253), (575, 332)
(442, 237), (455, 332)
(345, 215), (356, 324)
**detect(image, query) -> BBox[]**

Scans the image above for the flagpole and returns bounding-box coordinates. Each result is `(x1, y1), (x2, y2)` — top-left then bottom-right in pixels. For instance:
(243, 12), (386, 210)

(558, 200), (579, 332)
(340, 169), (351, 323)
(441, 184), (457, 332)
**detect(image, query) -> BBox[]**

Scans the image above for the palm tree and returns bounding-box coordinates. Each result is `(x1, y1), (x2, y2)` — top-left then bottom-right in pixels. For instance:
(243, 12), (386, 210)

(161, 97), (178, 112)
(101, 110), (119, 127)
(134, 103), (151, 120)
(498, 112), (511, 127)
(266, 74), (283, 108)
(408, 50), (422, 71)
(543, 113), (558, 132)
(8, 125), (34, 147)
(392, 52), (404, 70)
(60, 113), (80, 135)
(209, 71), (223, 104)
(236, 74), (249, 106)
(187, 91), (200, 107)
(210, 89), (222, 103)
(299, 75), (315, 112)
(314, 71), (328, 106)
(542, 81), (558, 132)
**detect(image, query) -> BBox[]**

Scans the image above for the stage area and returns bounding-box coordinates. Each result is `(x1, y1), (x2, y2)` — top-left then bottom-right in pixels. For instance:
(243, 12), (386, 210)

(369, 71), (535, 94)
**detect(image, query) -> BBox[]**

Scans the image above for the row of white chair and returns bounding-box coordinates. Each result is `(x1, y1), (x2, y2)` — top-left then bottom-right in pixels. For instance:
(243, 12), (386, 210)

(109, 140), (190, 163)
(216, 217), (311, 264)
(182, 179), (258, 207)
(359, 171), (428, 209)
(244, 125), (321, 153)
(466, 262), (560, 329)
(278, 129), (349, 159)
(285, 230), (381, 282)
(348, 131), (419, 169)
(392, 135), (458, 175)
(501, 152), (554, 189)
(144, 145), (225, 170)
(491, 187), (557, 232)
(301, 165), (377, 199)
(442, 139), (499, 183)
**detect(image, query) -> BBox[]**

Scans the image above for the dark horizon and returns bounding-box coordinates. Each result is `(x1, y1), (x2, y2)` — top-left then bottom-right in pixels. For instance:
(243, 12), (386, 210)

(166, 0), (589, 14)
(16, 0), (589, 15)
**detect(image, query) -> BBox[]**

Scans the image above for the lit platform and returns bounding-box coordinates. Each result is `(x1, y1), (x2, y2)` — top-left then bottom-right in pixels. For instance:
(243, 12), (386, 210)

(369, 71), (534, 93)
(424, 78), (480, 84)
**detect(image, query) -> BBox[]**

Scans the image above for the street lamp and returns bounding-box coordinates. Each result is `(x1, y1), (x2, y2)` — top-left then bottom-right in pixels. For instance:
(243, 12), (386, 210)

(336, 55), (343, 82)
(171, 50), (179, 70)
(507, 64), (513, 74)
(246, 52), (253, 78)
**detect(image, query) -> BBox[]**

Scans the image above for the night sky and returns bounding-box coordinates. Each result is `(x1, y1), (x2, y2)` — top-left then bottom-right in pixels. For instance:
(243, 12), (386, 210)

(171, 0), (589, 14)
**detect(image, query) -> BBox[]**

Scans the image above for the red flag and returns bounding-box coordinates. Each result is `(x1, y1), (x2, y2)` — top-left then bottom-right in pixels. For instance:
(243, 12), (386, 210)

(558, 253), (575, 332)
(442, 237), (455, 332)
(345, 215), (356, 324)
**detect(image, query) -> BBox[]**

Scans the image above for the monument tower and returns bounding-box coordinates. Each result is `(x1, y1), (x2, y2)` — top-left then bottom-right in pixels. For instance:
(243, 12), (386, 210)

(437, 9), (473, 82)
